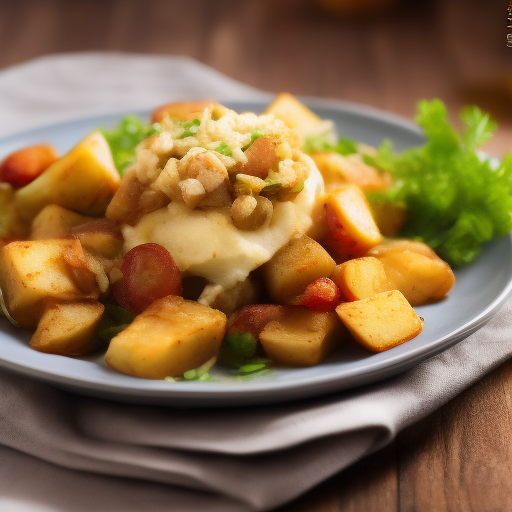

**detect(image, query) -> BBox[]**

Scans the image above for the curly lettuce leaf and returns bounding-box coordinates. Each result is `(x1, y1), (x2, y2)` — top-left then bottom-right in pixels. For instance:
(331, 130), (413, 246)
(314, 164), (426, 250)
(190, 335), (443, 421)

(101, 115), (160, 174)
(368, 100), (511, 267)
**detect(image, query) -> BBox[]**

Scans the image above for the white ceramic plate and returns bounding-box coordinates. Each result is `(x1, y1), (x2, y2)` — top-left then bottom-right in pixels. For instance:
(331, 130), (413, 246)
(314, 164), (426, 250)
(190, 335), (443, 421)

(1, 99), (511, 407)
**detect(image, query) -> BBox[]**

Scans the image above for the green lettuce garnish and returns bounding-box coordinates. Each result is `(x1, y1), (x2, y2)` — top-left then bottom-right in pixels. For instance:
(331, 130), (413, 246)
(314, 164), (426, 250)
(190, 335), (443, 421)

(101, 115), (160, 174)
(368, 99), (511, 267)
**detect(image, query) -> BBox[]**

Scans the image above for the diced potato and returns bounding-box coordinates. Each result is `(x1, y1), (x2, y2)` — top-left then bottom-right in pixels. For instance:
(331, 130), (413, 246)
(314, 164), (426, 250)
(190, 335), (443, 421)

(369, 240), (455, 306)
(0, 183), (28, 244)
(336, 290), (423, 352)
(30, 300), (105, 356)
(105, 296), (227, 379)
(368, 200), (407, 237)
(151, 101), (229, 123)
(312, 152), (392, 192)
(0, 239), (100, 328)
(263, 93), (322, 130)
(259, 307), (347, 366)
(15, 131), (120, 221)
(263, 234), (336, 303)
(30, 204), (94, 240)
(323, 185), (382, 258)
(70, 219), (123, 259)
(331, 257), (393, 301)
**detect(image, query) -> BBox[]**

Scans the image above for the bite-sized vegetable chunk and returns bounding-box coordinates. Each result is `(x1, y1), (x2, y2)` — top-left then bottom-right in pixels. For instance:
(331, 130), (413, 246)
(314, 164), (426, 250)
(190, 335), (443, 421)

(113, 243), (182, 315)
(30, 300), (105, 356)
(228, 304), (285, 338)
(0, 239), (101, 328)
(264, 93), (322, 131)
(263, 234), (336, 304)
(151, 101), (228, 124)
(292, 277), (342, 311)
(239, 136), (281, 180)
(323, 185), (382, 259)
(369, 240), (455, 306)
(368, 199), (407, 237)
(312, 152), (392, 192)
(105, 296), (227, 379)
(0, 184), (28, 245)
(14, 131), (120, 221)
(336, 290), (423, 352)
(0, 144), (59, 188)
(219, 304), (285, 368)
(259, 307), (347, 366)
(30, 204), (94, 240)
(70, 219), (123, 259)
(331, 257), (393, 301)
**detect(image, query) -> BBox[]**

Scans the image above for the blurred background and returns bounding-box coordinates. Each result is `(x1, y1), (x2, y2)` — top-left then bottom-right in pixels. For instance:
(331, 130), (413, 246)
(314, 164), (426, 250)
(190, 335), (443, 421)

(0, 0), (508, 155)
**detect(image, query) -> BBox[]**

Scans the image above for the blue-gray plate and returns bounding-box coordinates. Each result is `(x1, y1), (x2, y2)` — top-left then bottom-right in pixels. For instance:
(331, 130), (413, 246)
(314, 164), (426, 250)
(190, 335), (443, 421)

(0, 98), (511, 407)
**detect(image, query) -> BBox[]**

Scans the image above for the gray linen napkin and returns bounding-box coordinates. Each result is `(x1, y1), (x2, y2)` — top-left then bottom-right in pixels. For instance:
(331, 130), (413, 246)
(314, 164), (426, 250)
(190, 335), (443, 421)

(1, 52), (511, 512)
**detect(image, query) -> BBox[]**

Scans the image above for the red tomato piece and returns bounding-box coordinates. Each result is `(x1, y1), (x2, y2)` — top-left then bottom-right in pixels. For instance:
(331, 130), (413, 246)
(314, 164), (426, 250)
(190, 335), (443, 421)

(228, 304), (285, 338)
(113, 243), (182, 314)
(0, 144), (59, 188)
(294, 277), (342, 311)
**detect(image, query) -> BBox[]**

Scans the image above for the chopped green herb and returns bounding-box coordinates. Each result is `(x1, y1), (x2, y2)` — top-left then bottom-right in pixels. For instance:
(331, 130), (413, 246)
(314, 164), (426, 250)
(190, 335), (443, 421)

(215, 141), (233, 157)
(101, 115), (160, 174)
(368, 99), (512, 267)
(303, 133), (358, 156)
(178, 118), (201, 139)
(242, 129), (265, 151)
(262, 171), (282, 193)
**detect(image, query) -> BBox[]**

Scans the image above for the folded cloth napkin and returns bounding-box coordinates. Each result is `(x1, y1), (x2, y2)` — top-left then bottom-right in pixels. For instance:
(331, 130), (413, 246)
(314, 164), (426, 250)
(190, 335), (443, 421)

(1, 52), (512, 512)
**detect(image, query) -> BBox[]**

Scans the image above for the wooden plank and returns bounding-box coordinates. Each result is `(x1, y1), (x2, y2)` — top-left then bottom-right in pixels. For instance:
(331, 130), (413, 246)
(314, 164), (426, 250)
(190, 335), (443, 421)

(397, 359), (512, 512)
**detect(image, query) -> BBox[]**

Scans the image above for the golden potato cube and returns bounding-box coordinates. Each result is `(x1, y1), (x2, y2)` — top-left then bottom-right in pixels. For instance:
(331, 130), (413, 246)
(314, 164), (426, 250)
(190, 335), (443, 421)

(331, 257), (393, 301)
(15, 131), (120, 221)
(0, 239), (100, 328)
(70, 219), (123, 259)
(151, 101), (229, 123)
(259, 307), (346, 366)
(105, 296), (227, 379)
(30, 204), (94, 240)
(324, 185), (382, 257)
(370, 246), (455, 306)
(263, 234), (336, 303)
(263, 93), (321, 129)
(336, 290), (423, 352)
(312, 152), (392, 193)
(368, 200), (407, 237)
(30, 300), (105, 356)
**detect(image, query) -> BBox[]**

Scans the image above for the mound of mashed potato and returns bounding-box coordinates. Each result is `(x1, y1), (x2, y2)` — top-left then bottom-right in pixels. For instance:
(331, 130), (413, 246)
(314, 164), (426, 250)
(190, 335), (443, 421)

(117, 103), (325, 295)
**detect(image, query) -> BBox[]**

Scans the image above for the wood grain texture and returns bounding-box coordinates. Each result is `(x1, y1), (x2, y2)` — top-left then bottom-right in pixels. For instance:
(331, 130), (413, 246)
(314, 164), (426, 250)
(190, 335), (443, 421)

(0, 1), (511, 510)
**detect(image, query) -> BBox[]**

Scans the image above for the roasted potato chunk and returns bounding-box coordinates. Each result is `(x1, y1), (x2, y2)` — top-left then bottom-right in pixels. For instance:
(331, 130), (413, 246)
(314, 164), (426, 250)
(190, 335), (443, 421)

(312, 152), (392, 192)
(15, 131), (120, 221)
(263, 234), (336, 303)
(30, 300), (105, 356)
(151, 101), (228, 124)
(105, 296), (227, 379)
(30, 204), (94, 240)
(323, 185), (382, 259)
(336, 290), (423, 352)
(259, 307), (346, 366)
(0, 239), (101, 328)
(331, 257), (393, 301)
(369, 240), (455, 306)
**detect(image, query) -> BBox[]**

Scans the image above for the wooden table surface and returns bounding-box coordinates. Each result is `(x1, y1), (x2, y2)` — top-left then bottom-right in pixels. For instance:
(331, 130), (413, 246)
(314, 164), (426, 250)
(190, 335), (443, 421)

(1, 0), (511, 510)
